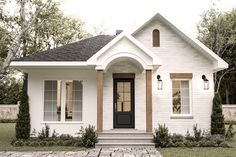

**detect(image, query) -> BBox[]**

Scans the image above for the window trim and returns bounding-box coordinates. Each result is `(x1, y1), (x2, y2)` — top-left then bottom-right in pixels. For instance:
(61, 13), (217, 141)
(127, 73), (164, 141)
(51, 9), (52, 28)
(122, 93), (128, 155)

(42, 79), (83, 123)
(170, 78), (193, 118)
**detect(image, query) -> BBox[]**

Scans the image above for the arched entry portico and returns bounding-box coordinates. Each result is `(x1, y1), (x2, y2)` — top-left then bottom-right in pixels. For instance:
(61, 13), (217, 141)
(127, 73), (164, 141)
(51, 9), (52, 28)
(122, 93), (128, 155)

(89, 33), (161, 132)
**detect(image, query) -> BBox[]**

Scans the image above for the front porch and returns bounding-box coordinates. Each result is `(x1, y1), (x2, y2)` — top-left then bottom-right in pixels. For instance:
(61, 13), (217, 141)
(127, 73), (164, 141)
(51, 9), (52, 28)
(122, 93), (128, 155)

(91, 33), (161, 134)
(96, 66), (154, 133)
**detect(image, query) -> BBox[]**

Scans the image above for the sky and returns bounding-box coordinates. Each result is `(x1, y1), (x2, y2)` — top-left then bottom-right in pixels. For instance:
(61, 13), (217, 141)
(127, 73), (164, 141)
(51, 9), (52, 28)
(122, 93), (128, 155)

(60, 0), (236, 37)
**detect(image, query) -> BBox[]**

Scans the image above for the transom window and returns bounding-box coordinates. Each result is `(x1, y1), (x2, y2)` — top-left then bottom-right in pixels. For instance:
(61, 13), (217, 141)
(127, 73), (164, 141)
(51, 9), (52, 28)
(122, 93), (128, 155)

(44, 80), (83, 122)
(172, 80), (190, 114)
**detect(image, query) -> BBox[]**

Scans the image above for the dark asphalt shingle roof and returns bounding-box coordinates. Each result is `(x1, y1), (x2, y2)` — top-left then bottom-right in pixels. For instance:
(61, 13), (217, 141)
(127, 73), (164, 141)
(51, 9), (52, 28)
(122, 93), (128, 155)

(14, 35), (116, 61)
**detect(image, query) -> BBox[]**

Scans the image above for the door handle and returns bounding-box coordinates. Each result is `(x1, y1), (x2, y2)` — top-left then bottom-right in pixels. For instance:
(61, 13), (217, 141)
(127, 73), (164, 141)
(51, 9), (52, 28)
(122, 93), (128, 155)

(115, 103), (117, 111)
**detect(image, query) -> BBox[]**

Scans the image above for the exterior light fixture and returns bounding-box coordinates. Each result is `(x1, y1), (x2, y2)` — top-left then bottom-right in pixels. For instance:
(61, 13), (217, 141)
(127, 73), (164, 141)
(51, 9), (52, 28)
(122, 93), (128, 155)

(202, 75), (209, 90)
(157, 75), (163, 90)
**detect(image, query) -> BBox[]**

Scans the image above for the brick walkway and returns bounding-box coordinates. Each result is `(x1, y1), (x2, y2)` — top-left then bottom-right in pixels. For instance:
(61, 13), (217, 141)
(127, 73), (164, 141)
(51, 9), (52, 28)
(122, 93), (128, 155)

(0, 148), (162, 157)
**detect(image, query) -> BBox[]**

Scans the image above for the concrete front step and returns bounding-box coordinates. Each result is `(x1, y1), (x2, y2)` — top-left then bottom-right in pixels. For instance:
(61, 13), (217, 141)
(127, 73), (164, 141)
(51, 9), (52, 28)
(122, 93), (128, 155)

(96, 130), (155, 148)
(95, 143), (155, 148)
(98, 136), (153, 143)
(97, 132), (153, 137)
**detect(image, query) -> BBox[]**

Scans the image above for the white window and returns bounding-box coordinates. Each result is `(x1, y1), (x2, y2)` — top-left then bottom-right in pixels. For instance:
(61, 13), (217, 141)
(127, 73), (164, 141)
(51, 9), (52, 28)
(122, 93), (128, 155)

(172, 80), (190, 114)
(44, 80), (83, 122)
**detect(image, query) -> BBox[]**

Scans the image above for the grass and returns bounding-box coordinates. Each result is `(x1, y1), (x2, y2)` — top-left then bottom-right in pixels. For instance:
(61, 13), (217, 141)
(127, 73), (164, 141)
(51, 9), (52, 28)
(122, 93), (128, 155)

(158, 125), (236, 157)
(0, 123), (85, 151)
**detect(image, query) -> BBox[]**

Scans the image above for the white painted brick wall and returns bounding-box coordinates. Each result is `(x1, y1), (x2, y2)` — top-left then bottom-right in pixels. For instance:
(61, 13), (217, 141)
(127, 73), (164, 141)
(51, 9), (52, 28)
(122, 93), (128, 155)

(134, 18), (214, 134)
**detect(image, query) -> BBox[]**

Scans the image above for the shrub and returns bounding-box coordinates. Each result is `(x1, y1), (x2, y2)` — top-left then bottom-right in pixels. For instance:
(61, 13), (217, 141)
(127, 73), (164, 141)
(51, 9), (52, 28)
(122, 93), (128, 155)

(225, 122), (236, 140)
(193, 124), (203, 141)
(185, 130), (195, 141)
(153, 124), (171, 148)
(219, 142), (232, 148)
(0, 119), (17, 123)
(52, 129), (59, 138)
(15, 89), (31, 139)
(210, 134), (225, 145)
(211, 93), (225, 135)
(29, 141), (40, 147)
(198, 140), (217, 147)
(38, 124), (50, 139)
(80, 125), (98, 148)
(184, 141), (199, 147)
(58, 134), (73, 140)
(38, 127), (46, 140)
(45, 124), (50, 138)
(171, 133), (184, 143)
(13, 140), (24, 147)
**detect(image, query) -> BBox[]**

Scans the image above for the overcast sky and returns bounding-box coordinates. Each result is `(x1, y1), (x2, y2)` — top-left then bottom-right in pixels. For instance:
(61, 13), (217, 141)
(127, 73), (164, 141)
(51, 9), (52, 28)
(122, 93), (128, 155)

(60, 0), (236, 37)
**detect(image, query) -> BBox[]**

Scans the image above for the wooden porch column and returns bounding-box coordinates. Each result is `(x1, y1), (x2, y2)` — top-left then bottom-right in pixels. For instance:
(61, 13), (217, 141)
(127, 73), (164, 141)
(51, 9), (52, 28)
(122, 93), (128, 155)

(97, 70), (104, 132)
(146, 70), (153, 132)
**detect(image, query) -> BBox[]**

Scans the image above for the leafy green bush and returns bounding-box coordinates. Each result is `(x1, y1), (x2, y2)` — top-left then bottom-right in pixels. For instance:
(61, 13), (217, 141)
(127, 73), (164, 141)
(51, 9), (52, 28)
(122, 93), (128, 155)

(219, 142), (232, 148)
(0, 119), (17, 123)
(225, 122), (236, 140)
(79, 125), (97, 148)
(153, 124), (171, 148)
(58, 134), (73, 140)
(193, 124), (203, 141)
(185, 130), (195, 141)
(198, 140), (217, 147)
(171, 133), (184, 143)
(210, 134), (225, 145)
(183, 141), (198, 147)
(38, 124), (51, 139)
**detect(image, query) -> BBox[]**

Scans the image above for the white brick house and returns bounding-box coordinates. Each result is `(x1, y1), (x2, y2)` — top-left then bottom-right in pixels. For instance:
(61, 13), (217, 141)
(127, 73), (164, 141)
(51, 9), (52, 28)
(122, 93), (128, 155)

(11, 13), (228, 145)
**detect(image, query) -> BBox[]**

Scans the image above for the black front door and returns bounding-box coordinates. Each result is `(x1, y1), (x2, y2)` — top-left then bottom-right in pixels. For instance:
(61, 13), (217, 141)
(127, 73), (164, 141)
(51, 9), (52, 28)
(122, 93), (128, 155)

(113, 78), (134, 128)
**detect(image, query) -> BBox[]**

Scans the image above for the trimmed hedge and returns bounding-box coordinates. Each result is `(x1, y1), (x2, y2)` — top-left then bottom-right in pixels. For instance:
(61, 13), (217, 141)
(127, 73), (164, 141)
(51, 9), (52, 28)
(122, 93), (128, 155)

(0, 119), (17, 123)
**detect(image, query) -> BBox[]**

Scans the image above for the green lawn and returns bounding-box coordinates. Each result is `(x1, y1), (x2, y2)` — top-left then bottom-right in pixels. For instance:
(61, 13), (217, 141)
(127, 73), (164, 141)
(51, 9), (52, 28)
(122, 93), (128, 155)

(0, 123), (85, 151)
(158, 125), (236, 157)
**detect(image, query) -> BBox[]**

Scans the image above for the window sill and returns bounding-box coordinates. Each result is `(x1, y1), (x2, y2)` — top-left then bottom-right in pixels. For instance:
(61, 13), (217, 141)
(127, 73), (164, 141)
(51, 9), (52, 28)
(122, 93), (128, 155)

(41, 121), (84, 124)
(170, 115), (193, 119)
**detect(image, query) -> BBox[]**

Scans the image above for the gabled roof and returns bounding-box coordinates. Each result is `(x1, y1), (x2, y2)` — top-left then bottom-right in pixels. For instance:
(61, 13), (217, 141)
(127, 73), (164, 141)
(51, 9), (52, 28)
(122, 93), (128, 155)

(13, 35), (115, 62)
(87, 32), (162, 69)
(131, 12), (228, 71)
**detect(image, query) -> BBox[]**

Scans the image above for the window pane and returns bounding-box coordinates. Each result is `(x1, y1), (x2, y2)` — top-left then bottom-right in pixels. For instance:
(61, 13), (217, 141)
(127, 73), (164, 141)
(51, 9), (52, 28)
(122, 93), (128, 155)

(181, 81), (190, 114)
(124, 93), (130, 101)
(117, 102), (122, 112)
(123, 102), (131, 112)
(44, 80), (61, 121)
(66, 80), (83, 121)
(117, 92), (123, 102)
(124, 82), (131, 92)
(117, 82), (123, 92)
(172, 80), (190, 114)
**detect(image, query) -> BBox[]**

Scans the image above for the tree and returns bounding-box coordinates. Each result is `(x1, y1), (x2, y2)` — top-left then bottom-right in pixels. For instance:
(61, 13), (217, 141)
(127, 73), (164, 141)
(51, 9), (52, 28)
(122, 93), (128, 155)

(0, 76), (22, 104)
(211, 93), (225, 135)
(15, 80), (30, 139)
(0, 0), (88, 79)
(198, 8), (236, 103)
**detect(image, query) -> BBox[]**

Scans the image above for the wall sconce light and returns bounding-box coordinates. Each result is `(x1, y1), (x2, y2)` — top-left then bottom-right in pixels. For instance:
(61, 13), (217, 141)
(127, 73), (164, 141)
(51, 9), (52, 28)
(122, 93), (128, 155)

(157, 75), (163, 90)
(202, 75), (209, 90)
